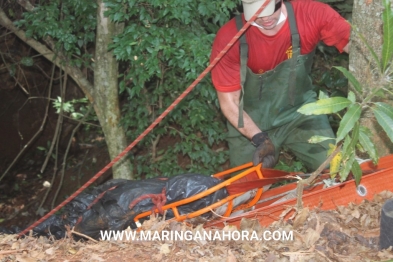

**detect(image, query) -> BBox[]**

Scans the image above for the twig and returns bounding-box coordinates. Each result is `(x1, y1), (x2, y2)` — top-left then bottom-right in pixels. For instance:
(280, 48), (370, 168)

(0, 250), (28, 255)
(61, 114), (101, 127)
(315, 249), (333, 262)
(38, 71), (66, 212)
(151, 134), (161, 162)
(51, 73), (67, 209)
(0, 64), (55, 183)
(77, 149), (90, 188)
(70, 227), (98, 243)
(296, 142), (343, 209)
(40, 72), (66, 173)
(52, 102), (93, 208)
(0, 48), (29, 95)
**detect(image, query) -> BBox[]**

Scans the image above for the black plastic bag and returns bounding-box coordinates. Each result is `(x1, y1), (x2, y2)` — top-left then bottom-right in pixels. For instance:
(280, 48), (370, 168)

(20, 174), (228, 239)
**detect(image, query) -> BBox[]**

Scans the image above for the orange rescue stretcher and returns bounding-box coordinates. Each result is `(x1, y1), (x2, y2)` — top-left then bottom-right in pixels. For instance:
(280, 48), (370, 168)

(133, 154), (393, 228)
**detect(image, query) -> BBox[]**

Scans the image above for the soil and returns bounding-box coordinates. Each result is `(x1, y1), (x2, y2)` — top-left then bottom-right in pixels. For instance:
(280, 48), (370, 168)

(1, 191), (393, 261)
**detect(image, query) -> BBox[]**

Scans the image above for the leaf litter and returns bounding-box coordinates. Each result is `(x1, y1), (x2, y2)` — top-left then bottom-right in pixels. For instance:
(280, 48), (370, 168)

(1, 190), (393, 262)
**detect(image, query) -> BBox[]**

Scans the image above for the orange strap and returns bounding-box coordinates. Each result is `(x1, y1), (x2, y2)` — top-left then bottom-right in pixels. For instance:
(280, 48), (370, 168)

(128, 188), (167, 214)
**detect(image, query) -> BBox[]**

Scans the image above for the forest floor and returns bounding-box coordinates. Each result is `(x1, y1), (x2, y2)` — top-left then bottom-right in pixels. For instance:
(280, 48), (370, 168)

(1, 190), (393, 262)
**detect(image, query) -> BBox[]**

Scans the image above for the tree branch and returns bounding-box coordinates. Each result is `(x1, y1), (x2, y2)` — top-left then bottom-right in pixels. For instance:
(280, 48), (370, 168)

(296, 142), (343, 209)
(0, 7), (94, 103)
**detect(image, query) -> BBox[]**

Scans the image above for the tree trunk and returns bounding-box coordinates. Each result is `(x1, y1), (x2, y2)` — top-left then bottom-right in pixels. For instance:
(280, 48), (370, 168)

(94, 0), (133, 179)
(350, 0), (393, 157)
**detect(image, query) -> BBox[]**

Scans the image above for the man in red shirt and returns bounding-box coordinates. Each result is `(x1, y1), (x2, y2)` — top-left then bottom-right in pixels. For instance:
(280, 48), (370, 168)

(210, 0), (350, 171)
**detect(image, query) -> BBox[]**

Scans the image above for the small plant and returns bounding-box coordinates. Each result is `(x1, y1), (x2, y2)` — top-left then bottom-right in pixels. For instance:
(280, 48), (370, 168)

(37, 141), (56, 160)
(298, 0), (393, 185)
(52, 97), (89, 119)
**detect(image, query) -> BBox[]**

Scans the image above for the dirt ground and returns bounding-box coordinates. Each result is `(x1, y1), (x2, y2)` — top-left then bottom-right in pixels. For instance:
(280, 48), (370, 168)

(1, 190), (393, 262)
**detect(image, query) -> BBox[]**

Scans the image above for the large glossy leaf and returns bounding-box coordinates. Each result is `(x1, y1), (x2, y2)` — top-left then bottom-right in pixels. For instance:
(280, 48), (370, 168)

(375, 102), (393, 119)
(373, 106), (393, 143)
(351, 161), (362, 186)
(298, 97), (351, 115)
(340, 151), (355, 182)
(333, 66), (362, 93)
(346, 122), (360, 155)
(342, 135), (352, 158)
(330, 151), (342, 177)
(336, 103), (362, 142)
(359, 126), (379, 164)
(308, 135), (335, 144)
(381, 0), (393, 72)
(347, 91), (356, 103)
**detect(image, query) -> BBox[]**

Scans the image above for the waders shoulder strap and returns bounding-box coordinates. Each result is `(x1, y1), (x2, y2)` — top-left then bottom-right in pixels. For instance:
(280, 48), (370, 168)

(285, 1), (300, 105)
(235, 15), (248, 128)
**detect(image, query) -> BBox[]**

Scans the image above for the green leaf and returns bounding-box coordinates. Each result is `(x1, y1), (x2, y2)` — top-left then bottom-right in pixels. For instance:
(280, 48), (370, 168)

(340, 151), (355, 182)
(381, 0), (393, 72)
(308, 135), (335, 144)
(333, 66), (362, 93)
(373, 105), (393, 143)
(359, 126), (379, 164)
(347, 91), (356, 103)
(349, 122), (360, 149)
(375, 102), (393, 119)
(20, 57), (34, 66)
(297, 97), (351, 115)
(336, 103), (362, 142)
(342, 134), (352, 159)
(351, 160), (362, 186)
(318, 90), (329, 100)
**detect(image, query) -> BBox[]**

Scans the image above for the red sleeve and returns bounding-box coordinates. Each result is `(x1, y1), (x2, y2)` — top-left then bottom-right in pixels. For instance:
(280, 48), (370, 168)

(293, 0), (350, 53)
(210, 18), (242, 92)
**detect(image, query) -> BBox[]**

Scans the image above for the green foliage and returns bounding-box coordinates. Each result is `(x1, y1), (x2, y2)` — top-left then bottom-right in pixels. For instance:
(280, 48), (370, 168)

(107, 0), (237, 178)
(275, 159), (307, 173)
(298, 0), (393, 185)
(52, 97), (92, 120)
(381, 0), (393, 72)
(297, 97), (351, 115)
(20, 57), (34, 66)
(373, 102), (393, 142)
(11, 0), (244, 179)
(15, 0), (97, 67)
(336, 103), (361, 142)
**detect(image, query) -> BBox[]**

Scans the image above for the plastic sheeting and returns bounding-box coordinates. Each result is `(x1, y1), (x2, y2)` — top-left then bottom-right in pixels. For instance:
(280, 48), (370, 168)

(7, 174), (228, 239)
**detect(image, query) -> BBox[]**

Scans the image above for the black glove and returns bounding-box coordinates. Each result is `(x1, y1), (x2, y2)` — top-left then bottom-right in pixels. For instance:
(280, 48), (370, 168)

(251, 132), (276, 168)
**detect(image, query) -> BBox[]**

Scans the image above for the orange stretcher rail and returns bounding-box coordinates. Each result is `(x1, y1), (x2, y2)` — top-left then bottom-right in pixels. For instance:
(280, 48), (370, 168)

(133, 162), (292, 227)
(205, 154), (393, 229)
(134, 154), (393, 229)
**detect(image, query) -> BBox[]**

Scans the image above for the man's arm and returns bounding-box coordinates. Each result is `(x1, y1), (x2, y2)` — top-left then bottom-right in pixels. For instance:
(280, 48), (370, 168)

(217, 89), (261, 140)
(343, 43), (350, 53)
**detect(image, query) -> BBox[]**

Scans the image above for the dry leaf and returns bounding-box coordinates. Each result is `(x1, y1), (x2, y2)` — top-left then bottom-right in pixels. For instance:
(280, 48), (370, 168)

(160, 243), (171, 255)
(293, 207), (309, 229)
(152, 253), (163, 261)
(264, 253), (277, 262)
(45, 247), (55, 255)
(226, 249), (237, 262)
(351, 208), (360, 219)
(14, 255), (37, 262)
(239, 218), (262, 232)
(11, 242), (20, 250)
(304, 228), (320, 248)
(90, 253), (105, 261)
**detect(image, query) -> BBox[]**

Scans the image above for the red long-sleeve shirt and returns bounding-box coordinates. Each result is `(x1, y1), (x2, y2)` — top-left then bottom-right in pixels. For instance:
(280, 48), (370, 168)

(210, 0), (350, 92)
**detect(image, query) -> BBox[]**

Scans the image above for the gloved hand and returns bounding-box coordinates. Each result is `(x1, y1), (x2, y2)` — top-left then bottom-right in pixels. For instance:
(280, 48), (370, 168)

(251, 132), (276, 168)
